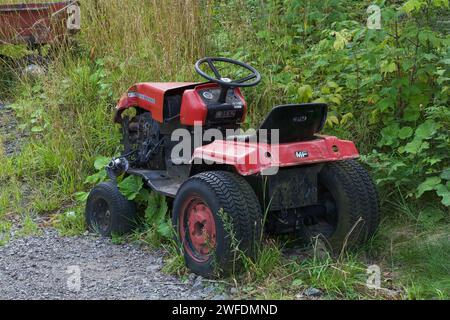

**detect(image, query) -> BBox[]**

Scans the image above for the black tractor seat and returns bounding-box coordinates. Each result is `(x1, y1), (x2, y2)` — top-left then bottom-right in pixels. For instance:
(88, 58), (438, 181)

(227, 103), (328, 144)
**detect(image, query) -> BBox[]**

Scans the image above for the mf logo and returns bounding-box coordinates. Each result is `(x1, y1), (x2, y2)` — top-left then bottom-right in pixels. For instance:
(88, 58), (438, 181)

(295, 151), (309, 159)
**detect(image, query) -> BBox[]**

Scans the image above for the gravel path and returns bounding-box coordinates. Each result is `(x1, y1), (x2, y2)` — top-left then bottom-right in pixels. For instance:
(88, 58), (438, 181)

(0, 229), (218, 300)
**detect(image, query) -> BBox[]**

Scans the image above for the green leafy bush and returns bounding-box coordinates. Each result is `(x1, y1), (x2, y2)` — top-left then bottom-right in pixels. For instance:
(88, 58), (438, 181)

(215, 0), (449, 208)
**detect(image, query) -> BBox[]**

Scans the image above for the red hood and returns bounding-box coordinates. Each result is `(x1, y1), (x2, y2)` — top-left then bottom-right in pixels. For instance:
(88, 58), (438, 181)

(135, 82), (200, 93)
(115, 82), (202, 123)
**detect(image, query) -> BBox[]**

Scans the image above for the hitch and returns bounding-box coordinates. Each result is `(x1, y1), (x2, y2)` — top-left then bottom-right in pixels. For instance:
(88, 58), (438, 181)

(106, 157), (129, 181)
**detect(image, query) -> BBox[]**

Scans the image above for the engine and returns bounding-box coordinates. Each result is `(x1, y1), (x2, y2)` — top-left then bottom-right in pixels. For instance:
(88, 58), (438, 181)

(123, 112), (165, 170)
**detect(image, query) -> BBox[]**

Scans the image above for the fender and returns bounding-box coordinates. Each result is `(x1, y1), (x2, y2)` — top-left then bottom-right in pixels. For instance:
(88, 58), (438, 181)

(191, 135), (359, 176)
(114, 82), (199, 123)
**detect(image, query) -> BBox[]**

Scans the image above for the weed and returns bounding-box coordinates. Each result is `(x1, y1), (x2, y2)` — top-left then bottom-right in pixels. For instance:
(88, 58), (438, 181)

(395, 228), (450, 299)
(52, 208), (86, 237)
(111, 233), (126, 245)
(161, 239), (189, 277)
(0, 220), (12, 246)
(17, 214), (41, 237)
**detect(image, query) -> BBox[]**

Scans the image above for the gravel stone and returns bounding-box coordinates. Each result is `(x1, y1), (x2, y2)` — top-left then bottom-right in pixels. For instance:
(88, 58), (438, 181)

(303, 287), (323, 297)
(0, 229), (215, 300)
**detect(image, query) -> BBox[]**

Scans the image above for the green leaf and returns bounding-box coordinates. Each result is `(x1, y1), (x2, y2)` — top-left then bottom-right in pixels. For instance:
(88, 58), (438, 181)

(403, 0), (425, 13)
(321, 86), (331, 94)
(327, 81), (339, 88)
(326, 115), (339, 128)
(403, 139), (429, 154)
(157, 222), (173, 238)
(74, 192), (89, 202)
(145, 204), (158, 223)
(388, 161), (407, 175)
(418, 30), (441, 47)
(415, 120), (438, 140)
(329, 95), (342, 105)
(435, 184), (450, 206)
(157, 198), (169, 221)
(118, 175), (143, 200)
(432, 0), (449, 8)
(84, 171), (107, 185)
(423, 156), (443, 166)
(297, 85), (313, 103)
(292, 278), (304, 287)
(136, 188), (151, 203)
(31, 126), (44, 133)
(380, 61), (397, 75)
(375, 98), (394, 112)
(94, 156), (111, 170)
(416, 176), (442, 198)
(332, 30), (349, 50)
(379, 124), (399, 146)
(403, 106), (421, 122)
(440, 168), (450, 180)
(340, 112), (353, 125)
(144, 193), (168, 224)
(398, 127), (414, 139)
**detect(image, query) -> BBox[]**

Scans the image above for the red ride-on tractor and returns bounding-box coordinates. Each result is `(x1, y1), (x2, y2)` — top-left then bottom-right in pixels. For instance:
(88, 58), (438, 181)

(85, 57), (379, 277)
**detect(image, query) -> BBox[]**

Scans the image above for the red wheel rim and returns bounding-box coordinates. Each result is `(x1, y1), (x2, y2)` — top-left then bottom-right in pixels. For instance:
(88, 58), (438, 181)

(179, 196), (217, 262)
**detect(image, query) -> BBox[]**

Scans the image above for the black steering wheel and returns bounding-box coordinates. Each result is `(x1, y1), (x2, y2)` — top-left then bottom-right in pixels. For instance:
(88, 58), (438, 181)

(195, 57), (261, 88)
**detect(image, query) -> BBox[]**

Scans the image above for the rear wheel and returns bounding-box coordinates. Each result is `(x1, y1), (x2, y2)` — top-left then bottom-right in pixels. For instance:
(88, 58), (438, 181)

(85, 181), (138, 237)
(172, 171), (262, 277)
(302, 160), (380, 251)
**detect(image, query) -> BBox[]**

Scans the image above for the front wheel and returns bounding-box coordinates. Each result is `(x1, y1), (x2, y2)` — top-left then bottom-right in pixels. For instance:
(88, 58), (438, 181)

(172, 171), (262, 278)
(85, 181), (138, 237)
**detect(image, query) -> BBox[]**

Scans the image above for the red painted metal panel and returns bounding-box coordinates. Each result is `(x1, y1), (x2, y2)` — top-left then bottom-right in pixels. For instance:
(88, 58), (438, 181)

(115, 82), (199, 123)
(192, 135), (360, 176)
(179, 88), (208, 125)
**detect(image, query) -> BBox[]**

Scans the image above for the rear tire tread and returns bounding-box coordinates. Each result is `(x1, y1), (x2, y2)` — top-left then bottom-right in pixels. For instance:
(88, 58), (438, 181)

(320, 160), (380, 249)
(190, 171), (262, 256)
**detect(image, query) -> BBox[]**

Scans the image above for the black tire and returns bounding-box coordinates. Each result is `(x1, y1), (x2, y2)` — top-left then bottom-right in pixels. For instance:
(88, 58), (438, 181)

(305, 160), (380, 251)
(85, 181), (138, 237)
(350, 160), (380, 236)
(172, 171), (262, 277)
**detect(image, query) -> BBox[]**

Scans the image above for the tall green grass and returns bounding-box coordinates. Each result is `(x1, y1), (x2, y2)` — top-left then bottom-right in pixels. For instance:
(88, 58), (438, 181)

(0, 0), (212, 241)
(1, 0), (212, 207)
